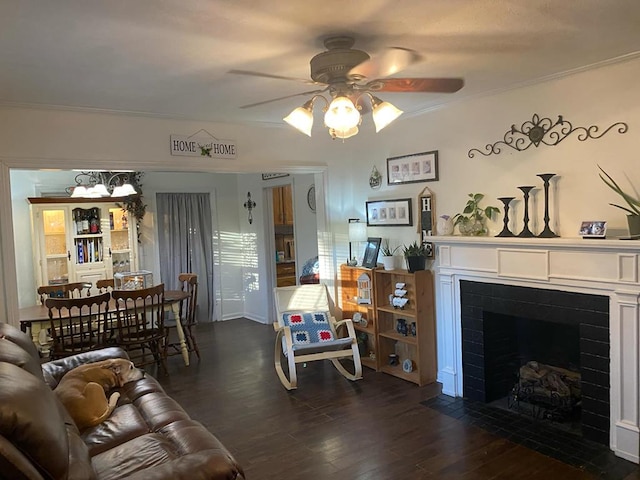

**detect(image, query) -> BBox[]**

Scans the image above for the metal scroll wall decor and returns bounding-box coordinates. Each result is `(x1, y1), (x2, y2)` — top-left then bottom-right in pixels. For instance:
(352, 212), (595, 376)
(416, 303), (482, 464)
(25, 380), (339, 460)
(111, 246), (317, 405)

(468, 114), (628, 158)
(496, 173), (559, 238)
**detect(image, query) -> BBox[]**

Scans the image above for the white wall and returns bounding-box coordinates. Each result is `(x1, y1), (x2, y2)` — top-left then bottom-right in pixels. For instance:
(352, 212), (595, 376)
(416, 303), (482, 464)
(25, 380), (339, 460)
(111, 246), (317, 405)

(1, 56), (639, 325)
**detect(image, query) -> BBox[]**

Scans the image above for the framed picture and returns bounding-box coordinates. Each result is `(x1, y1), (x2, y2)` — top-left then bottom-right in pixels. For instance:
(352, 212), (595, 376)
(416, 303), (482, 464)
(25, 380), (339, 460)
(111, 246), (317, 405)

(366, 198), (413, 227)
(361, 237), (382, 268)
(262, 173), (289, 180)
(387, 150), (438, 185)
(579, 221), (607, 238)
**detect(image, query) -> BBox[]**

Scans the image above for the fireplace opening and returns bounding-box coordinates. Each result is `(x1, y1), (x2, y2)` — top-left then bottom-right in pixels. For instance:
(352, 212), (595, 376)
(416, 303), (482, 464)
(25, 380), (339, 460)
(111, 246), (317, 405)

(460, 280), (610, 445)
(482, 312), (582, 431)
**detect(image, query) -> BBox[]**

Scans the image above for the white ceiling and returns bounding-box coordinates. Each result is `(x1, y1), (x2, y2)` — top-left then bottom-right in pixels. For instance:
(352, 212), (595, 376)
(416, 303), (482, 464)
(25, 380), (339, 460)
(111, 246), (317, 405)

(2, 0), (640, 129)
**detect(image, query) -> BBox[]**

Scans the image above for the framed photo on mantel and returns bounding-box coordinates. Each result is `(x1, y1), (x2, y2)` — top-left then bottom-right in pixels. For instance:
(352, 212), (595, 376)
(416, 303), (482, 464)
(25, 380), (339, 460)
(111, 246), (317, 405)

(387, 150), (439, 185)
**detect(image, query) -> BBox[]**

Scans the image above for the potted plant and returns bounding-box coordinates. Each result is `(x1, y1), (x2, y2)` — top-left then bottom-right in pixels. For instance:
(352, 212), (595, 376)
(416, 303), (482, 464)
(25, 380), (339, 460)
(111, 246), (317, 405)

(598, 165), (640, 237)
(380, 240), (400, 270)
(453, 193), (500, 236)
(402, 241), (429, 273)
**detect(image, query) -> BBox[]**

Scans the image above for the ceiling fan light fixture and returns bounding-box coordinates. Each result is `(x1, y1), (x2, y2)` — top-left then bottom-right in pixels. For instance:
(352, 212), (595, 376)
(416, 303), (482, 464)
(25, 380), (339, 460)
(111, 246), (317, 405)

(324, 95), (361, 131)
(370, 95), (403, 132)
(329, 126), (359, 140)
(283, 100), (314, 136)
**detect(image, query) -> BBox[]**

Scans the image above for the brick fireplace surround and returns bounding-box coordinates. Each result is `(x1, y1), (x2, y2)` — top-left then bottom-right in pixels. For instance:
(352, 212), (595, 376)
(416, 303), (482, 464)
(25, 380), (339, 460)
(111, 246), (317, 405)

(432, 236), (640, 463)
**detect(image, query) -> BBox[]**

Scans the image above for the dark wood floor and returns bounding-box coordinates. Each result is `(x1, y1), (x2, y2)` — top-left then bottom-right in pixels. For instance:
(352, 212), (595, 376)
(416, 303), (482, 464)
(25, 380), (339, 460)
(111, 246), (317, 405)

(156, 319), (640, 480)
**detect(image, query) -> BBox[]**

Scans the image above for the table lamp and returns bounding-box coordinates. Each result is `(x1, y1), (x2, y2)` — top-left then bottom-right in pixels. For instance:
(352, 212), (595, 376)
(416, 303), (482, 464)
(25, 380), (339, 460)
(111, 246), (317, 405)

(348, 219), (368, 265)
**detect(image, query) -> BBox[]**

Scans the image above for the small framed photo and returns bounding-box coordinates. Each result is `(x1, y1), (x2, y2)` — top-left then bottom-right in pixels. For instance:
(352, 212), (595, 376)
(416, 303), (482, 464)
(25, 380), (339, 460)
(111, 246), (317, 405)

(579, 221), (607, 238)
(366, 198), (413, 227)
(361, 237), (382, 269)
(387, 150), (438, 185)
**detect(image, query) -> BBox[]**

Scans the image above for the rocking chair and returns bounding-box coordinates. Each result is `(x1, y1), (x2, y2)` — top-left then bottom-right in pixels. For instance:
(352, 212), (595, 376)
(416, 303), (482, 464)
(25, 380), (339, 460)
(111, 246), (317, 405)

(273, 284), (362, 390)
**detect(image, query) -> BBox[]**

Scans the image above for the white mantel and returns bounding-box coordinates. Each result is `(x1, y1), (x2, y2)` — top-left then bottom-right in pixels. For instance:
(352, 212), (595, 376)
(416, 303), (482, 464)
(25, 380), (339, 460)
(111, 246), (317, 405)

(431, 235), (640, 463)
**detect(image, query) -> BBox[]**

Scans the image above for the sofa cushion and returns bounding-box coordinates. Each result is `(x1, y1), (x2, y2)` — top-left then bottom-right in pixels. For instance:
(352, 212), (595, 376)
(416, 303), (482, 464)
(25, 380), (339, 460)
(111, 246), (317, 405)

(0, 362), (92, 479)
(0, 323), (42, 379)
(82, 403), (150, 457)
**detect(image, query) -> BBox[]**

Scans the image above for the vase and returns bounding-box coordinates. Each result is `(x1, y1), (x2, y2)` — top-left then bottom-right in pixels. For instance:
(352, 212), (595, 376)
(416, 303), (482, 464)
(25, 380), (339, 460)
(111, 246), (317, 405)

(436, 215), (454, 235)
(381, 256), (395, 270)
(628, 215), (640, 237)
(459, 220), (486, 236)
(406, 256), (426, 273)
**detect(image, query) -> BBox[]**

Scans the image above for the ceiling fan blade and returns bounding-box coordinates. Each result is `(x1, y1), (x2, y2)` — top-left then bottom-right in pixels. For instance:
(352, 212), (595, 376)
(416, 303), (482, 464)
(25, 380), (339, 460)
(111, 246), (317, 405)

(348, 47), (421, 81)
(228, 69), (321, 85)
(239, 88), (328, 109)
(372, 78), (464, 93)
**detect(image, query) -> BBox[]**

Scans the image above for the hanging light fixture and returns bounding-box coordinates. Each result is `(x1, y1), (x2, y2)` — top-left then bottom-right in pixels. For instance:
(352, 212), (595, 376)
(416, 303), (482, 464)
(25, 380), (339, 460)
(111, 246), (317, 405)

(67, 171), (139, 198)
(284, 91), (402, 140)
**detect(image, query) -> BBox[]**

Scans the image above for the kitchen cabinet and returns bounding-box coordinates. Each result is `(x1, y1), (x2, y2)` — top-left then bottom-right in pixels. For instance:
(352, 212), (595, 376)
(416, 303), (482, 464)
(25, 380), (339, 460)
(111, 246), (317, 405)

(272, 185), (294, 226)
(29, 198), (138, 298)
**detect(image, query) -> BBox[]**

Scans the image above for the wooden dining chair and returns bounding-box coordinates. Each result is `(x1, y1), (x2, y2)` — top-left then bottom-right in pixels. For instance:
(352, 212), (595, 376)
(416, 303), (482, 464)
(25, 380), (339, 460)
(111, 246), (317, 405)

(112, 284), (168, 374)
(45, 292), (111, 360)
(38, 282), (92, 305)
(165, 273), (200, 361)
(96, 278), (115, 293)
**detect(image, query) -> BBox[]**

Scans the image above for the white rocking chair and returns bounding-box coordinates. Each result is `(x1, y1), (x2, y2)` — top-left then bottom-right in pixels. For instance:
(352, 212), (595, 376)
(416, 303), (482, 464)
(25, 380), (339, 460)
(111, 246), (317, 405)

(273, 284), (363, 390)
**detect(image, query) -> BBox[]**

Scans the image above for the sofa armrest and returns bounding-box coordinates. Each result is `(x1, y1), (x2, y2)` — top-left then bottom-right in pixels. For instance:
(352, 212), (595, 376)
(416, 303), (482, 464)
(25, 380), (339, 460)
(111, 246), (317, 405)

(42, 347), (130, 389)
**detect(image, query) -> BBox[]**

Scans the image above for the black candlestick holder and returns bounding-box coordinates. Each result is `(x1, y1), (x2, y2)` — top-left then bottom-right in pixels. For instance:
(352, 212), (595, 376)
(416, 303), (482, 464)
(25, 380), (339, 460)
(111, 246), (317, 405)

(536, 173), (558, 238)
(496, 197), (516, 237)
(517, 186), (535, 238)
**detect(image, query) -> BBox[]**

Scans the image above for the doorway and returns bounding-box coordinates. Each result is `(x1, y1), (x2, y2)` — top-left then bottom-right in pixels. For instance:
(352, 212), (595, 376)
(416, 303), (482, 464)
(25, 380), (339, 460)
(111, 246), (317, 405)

(270, 184), (297, 287)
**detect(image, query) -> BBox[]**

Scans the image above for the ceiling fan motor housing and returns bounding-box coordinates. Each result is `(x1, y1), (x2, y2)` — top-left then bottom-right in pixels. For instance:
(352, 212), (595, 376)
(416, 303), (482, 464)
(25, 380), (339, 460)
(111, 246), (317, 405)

(310, 36), (369, 85)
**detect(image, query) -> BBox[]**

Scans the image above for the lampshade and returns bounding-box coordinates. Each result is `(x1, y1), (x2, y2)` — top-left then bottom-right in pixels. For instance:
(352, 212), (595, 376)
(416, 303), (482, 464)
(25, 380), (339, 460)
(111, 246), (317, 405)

(370, 96), (403, 132)
(91, 183), (110, 197)
(324, 95), (361, 131)
(329, 126), (359, 140)
(70, 185), (88, 198)
(283, 99), (314, 136)
(348, 220), (368, 242)
(111, 183), (137, 197)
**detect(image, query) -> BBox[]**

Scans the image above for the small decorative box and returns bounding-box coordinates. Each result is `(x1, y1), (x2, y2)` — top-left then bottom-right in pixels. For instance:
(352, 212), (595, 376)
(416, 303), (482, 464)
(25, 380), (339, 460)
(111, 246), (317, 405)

(114, 270), (153, 290)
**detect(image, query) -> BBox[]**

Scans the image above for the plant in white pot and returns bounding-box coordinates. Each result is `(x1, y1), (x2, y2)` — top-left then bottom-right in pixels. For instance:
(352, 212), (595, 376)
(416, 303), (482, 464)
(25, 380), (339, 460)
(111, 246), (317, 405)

(380, 240), (400, 270)
(598, 165), (640, 237)
(402, 241), (429, 273)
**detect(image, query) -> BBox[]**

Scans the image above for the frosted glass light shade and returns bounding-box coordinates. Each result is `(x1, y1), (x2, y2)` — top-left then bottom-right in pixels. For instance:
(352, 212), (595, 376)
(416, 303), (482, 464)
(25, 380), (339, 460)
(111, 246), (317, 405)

(324, 96), (360, 131)
(283, 104), (314, 136)
(329, 126), (359, 140)
(371, 99), (403, 132)
(71, 185), (88, 198)
(92, 183), (110, 197)
(111, 183), (137, 197)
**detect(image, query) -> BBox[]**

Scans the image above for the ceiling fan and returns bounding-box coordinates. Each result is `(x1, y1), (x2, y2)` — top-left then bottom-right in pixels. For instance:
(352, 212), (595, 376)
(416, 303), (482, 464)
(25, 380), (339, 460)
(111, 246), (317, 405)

(229, 35), (464, 139)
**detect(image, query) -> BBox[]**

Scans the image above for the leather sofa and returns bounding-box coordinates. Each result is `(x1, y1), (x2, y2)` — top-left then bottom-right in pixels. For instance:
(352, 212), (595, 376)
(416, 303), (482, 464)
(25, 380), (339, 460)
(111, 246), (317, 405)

(0, 322), (244, 479)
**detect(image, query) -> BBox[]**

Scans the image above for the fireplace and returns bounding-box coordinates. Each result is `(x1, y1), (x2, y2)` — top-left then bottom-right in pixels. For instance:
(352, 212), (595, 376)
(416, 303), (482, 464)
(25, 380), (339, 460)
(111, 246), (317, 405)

(432, 236), (640, 463)
(460, 280), (609, 445)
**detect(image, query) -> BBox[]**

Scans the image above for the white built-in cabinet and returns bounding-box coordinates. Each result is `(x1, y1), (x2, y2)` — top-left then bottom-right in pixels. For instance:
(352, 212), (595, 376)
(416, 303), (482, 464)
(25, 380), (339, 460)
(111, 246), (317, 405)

(29, 198), (138, 296)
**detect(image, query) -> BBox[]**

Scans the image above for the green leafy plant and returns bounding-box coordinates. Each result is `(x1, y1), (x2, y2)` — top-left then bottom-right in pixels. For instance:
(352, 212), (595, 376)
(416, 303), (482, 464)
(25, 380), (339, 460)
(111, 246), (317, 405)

(453, 193), (500, 236)
(402, 240), (429, 258)
(114, 171), (147, 243)
(380, 239), (400, 256)
(598, 165), (640, 215)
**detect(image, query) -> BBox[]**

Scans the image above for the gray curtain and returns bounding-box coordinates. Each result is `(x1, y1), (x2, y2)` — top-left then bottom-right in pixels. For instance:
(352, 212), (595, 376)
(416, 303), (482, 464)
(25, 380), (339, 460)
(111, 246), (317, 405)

(156, 193), (215, 322)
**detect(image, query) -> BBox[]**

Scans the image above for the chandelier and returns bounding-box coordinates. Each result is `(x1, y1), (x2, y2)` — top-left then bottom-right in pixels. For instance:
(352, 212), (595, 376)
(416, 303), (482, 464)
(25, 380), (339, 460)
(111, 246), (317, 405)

(66, 171), (138, 198)
(283, 91), (403, 140)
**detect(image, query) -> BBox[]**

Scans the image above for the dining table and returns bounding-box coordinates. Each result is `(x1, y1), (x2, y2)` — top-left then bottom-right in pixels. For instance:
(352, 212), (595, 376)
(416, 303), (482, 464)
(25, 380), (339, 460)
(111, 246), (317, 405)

(18, 289), (191, 366)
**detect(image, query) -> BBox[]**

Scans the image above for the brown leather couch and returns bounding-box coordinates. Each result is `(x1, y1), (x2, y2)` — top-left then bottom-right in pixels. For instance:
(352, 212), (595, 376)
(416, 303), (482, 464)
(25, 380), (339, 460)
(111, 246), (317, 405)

(0, 322), (244, 479)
